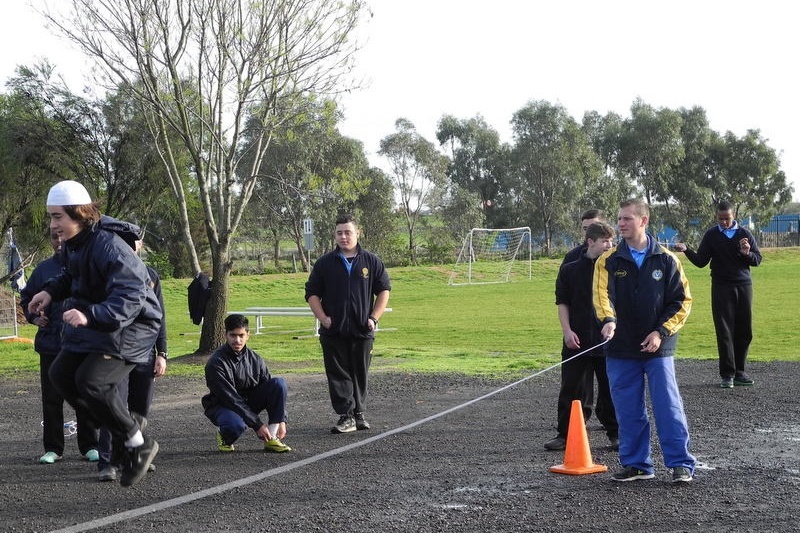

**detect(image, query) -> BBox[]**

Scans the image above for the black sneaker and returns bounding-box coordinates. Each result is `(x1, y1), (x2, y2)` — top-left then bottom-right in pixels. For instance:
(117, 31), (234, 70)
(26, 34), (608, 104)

(608, 436), (619, 451)
(612, 466), (654, 482)
(331, 415), (356, 434)
(720, 377), (734, 389)
(354, 413), (370, 430)
(733, 374), (754, 386)
(543, 436), (566, 451)
(671, 466), (693, 483)
(119, 436), (159, 487)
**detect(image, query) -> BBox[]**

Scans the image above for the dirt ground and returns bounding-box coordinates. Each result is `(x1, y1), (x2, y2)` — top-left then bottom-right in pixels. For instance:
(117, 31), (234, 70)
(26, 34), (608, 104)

(1, 359), (798, 533)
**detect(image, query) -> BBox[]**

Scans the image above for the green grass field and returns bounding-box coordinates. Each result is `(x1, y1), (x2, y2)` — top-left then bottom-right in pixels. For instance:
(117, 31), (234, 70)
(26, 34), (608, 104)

(2, 248), (798, 378)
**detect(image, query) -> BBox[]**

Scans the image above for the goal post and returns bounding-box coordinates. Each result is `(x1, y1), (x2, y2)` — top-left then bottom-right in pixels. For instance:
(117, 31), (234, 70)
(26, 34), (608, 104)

(448, 227), (532, 285)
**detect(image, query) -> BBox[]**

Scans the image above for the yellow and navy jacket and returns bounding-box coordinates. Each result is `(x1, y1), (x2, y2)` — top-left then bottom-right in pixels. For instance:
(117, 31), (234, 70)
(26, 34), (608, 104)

(593, 236), (692, 358)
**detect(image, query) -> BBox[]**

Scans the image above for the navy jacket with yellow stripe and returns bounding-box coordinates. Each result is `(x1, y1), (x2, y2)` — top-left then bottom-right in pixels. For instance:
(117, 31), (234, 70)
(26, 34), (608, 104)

(592, 236), (692, 358)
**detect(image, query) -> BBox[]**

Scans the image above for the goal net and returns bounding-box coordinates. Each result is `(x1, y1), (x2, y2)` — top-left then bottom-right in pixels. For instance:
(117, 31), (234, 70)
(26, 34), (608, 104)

(448, 227), (532, 285)
(0, 229), (23, 339)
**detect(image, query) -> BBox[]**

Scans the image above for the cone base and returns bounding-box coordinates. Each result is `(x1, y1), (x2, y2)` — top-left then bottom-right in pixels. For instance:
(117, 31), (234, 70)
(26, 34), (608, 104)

(549, 463), (608, 475)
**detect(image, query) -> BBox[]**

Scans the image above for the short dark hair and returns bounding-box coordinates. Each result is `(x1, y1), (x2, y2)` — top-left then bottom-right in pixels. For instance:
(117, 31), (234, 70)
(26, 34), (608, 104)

(335, 213), (357, 226)
(224, 314), (249, 332)
(581, 209), (604, 221)
(585, 221), (615, 241)
(717, 200), (733, 212)
(620, 198), (650, 218)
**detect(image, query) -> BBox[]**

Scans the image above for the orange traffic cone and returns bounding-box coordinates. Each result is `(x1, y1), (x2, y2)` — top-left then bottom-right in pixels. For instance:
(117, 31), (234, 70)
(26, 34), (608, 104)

(549, 399), (608, 475)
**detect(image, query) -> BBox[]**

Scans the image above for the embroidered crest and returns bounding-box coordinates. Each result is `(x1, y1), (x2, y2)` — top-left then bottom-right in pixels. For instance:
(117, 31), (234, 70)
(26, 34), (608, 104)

(362, 267), (369, 279)
(652, 269), (663, 281)
(614, 270), (627, 277)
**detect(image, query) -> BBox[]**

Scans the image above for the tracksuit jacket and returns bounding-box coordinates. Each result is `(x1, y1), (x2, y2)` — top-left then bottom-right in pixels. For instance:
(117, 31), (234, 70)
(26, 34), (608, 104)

(41, 215), (162, 364)
(593, 236), (692, 358)
(202, 344), (285, 429)
(304, 244), (391, 339)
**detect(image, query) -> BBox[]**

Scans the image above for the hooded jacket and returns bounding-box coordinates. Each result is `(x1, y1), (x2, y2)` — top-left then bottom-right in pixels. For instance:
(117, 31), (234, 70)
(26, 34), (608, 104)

(42, 215), (162, 364)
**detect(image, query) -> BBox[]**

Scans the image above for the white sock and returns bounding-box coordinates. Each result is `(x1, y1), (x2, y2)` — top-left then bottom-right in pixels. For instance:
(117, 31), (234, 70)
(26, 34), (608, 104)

(268, 423), (280, 439)
(125, 430), (144, 448)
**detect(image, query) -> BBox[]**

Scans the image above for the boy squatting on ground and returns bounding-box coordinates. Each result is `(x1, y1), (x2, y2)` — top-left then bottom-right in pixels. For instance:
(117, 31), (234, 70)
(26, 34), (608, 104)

(202, 314), (291, 453)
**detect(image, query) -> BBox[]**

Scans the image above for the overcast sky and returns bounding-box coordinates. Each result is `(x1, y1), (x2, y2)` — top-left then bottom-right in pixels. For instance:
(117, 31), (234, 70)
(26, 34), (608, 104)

(3, 0), (797, 201)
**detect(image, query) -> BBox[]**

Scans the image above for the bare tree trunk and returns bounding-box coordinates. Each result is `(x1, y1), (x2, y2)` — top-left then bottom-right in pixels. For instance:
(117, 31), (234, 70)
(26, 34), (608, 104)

(197, 248), (231, 354)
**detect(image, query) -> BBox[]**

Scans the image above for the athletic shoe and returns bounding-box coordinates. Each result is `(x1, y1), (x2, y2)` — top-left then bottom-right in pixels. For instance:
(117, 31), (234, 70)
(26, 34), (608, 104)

(98, 466), (117, 482)
(720, 378), (734, 388)
(612, 466), (655, 482)
(264, 437), (292, 453)
(543, 436), (566, 451)
(734, 374), (754, 386)
(39, 451), (62, 464)
(671, 466), (693, 483)
(609, 436), (620, 451)
(84, 449), (100, 462)
(331, 414), (356, 434)
(216, 432), (235, 452)
(354, 412), (371, 430)
(119, 436), (159, 488)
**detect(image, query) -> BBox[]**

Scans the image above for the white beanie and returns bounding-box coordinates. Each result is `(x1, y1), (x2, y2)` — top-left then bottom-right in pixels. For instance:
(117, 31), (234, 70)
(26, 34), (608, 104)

(46, 180), (93, 206)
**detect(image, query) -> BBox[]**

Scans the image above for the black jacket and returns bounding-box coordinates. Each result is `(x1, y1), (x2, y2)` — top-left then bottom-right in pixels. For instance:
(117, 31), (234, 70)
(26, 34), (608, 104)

(555, 254), (604, 357)
(188, 272), (211, 325)
(42, 216), (162, 363)
(20, 254), (65, 356)
(202, 343), (286, 430)
(304, 244), (391, 339)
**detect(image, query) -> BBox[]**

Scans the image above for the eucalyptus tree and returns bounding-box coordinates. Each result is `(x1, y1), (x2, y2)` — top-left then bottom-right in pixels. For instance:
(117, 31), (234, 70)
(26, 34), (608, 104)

(508, 100), (601, 254)
(716, 129), (792, 225)
(250, 97), (371, 272)
(0, 90), (59, 260)
(379, 118), (449, 265)
(436, 114), (508, 224)
(616, 99), (684, 206)
(46, 0), (367, 352)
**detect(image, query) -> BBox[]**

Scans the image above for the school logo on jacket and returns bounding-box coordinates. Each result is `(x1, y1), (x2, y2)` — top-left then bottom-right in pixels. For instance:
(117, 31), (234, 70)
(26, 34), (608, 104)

(652, 269), (663, 281)
(362, 267), (369, 279)
(614, 270), (627, 277)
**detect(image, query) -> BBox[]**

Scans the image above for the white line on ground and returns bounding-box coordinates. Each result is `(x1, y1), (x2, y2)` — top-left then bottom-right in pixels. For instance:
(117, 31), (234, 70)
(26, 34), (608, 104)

(49, 344), (604, 533)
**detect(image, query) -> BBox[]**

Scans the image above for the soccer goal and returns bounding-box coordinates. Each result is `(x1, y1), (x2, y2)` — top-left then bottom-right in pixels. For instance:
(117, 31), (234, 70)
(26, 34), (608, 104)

(448, 227), (532, 285)
(0, 229), (23, 340)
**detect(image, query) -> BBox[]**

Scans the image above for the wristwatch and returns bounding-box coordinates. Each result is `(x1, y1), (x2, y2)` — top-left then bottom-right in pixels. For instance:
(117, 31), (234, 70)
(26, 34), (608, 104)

(157, 351), (168, 359)
(369, 316), (378, 326)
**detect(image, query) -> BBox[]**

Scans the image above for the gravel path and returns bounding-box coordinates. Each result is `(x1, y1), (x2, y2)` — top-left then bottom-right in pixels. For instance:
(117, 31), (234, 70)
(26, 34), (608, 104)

(1, 360), (798, 533)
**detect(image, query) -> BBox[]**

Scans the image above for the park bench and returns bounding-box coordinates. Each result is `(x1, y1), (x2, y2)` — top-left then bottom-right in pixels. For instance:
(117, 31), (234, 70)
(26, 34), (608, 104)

(226, 307), (393, 338)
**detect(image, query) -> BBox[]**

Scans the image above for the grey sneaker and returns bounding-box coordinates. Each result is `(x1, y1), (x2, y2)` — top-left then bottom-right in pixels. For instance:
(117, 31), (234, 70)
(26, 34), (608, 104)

(331, 415), (356, 434)
(354, 413), (370, 430)
(98, 466), (117, 482)
(612, 466), (655, 482)
(720, 377), (734, 388)
(733, 374), (754, 386)
(671, 466), (693, 483)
